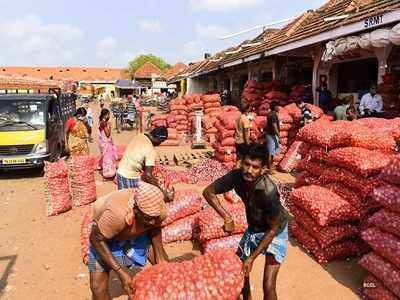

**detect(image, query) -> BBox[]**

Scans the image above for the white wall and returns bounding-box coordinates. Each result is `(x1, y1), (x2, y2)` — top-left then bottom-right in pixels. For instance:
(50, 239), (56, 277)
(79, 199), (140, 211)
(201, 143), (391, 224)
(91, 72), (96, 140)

(187, 77), (208, 94)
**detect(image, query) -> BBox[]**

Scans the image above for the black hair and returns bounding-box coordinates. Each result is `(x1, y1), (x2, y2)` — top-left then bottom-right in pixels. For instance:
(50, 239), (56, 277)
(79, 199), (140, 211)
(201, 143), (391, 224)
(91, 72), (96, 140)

(99, 108), (110, 122)
(150, 126), (168, 141)
(244, 144), (267, 166)
(270, 100), (279, 111)
(75, 107), (87, 117)
(240, 102), (250, 113)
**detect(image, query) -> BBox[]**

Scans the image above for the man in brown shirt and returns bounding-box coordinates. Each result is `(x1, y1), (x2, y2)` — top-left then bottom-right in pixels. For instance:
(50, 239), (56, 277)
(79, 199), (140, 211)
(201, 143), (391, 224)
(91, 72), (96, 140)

(235, 102), (252, 165)
(89, 182), (169, 300)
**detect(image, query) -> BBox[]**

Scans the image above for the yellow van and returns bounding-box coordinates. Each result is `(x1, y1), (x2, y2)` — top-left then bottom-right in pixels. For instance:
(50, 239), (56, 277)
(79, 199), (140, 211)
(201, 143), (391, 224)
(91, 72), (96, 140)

(0, 91), (76, 169)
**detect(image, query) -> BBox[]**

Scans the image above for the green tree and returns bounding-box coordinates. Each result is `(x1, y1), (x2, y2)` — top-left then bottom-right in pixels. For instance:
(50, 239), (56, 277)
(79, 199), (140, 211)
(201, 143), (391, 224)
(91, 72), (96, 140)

(128, 54), (170, 78)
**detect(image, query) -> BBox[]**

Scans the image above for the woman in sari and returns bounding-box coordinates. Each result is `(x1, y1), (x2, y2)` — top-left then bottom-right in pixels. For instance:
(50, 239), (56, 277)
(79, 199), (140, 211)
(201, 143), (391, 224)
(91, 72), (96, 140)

(65, 107), (90, 156)
(98, 108), (118, 179)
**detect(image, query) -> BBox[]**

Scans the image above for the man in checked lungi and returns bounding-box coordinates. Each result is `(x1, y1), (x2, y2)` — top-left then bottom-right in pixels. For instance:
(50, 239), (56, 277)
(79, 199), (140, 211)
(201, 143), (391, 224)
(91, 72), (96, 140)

(203, 144), (288, 300)
(89, 182), (169, 299)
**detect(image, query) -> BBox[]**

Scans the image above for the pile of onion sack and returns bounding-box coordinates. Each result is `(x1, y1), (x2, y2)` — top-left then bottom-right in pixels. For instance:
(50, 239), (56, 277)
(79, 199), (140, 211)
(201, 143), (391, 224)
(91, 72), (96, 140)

(289, 118), (398, 264)
(131, 250), (244, 300)
(44, 160), (72, 216)
(359, 155), (400, 299)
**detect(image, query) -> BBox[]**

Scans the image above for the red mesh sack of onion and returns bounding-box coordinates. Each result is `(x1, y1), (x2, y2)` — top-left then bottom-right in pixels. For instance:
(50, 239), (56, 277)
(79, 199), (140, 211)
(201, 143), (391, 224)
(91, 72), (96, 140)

(361, 275), (399, 300)
(162, 214), (200, 244)
(369, 209), (400, 238)
(161, 190), (202, 226)
(326, 147), (393, 178)
(202, 234), (242, 254)
(372, 185), (400, 213)
(291, 206), (359, 249)
(290, 185), (358, 226)
(68, 156), (97, 207)
(289, 220), (366, 263)
(80, 209), (93, 265)
(380, 155), (400, 185)
(131, 250), (244, 300)
(361, 227), (400, 269)
(44, 160), (72, 216)
(198, 202), (248, 241)
(359, 252), (400, 298)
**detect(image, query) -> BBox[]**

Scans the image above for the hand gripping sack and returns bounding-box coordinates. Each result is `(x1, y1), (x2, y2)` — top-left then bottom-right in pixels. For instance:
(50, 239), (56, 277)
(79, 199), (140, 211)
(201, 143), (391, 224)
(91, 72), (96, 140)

(198, 202), (248, 241)
(359, 252), (400, 298)
(44, 160), (72, 216)
(131, 250), (244, 300)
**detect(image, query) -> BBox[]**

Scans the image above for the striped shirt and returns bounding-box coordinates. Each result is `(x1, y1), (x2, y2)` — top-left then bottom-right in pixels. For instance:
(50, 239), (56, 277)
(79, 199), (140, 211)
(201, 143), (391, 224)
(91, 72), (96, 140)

(127, 102), (136, 114)
(299, 103), (312, 127)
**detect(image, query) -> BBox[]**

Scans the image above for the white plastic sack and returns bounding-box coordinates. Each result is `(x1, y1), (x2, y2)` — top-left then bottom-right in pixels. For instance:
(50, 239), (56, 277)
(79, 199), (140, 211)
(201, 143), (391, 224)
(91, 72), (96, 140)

(370, 28), (391, 48)
(346, 36), (359, 51)
(389, 23), (400, 46)
(334, 38), (348, 55)
(358, 32), (371, 49)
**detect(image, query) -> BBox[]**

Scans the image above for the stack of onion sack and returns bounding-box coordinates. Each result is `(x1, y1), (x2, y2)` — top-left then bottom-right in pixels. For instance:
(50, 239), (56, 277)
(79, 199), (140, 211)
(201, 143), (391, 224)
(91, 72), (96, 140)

(258, 91), (289, 117)
(169, 97), (189, 138)
(378, 73), (400, 113)
(131, 250), (244, 300)
(44, 160), (72, 216)
(160, 128), (179, 146)
(80, 209), (93, 265)
(186, 158), (231, 185)
(295, 120), (395, 218)
(201, 94), (222, 118)
(68, 156), (97, 207)
(277, 141), (309, 173)
(289, 185), (367, 263)
(212, 111), (240, 168)
(198, 200), (247, 252)
(359, 155), (400, 300)
(161, 190), (203, 244)
(241, 80), (265, 110)
(150, 114), (168, 128)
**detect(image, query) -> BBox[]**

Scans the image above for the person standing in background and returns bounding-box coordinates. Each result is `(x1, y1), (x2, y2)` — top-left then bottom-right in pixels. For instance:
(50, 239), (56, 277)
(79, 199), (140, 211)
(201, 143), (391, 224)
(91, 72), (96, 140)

(65, 107), (90, 156)
(84, 103), (94, 143)
(98, 108), (117, 179)
(316, 75), (332, 113)
(265, 101), (280, 174)
(295, 96), (313, 127)
(235, 102), (252, 166)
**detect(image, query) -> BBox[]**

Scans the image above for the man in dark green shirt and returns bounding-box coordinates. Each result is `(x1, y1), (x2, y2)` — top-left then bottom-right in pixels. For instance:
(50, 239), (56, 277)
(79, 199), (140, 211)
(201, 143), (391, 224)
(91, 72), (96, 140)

(203, 144), (288, 300)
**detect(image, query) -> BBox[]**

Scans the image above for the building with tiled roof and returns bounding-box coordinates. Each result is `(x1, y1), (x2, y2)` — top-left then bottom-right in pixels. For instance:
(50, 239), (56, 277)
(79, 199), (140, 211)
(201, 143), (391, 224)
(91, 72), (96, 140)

(184, 0), (400, 113)
(134, 62), (162, 79)
(0, 66), (126, 82)
(164, 62), (187, 81)
(0, 74), (62, 93)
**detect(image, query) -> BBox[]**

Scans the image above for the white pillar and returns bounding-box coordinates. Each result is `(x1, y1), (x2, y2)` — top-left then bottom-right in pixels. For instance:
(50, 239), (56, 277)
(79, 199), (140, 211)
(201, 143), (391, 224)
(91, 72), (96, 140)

(312, 45), (325, 105)
(374, 45), (393, 84)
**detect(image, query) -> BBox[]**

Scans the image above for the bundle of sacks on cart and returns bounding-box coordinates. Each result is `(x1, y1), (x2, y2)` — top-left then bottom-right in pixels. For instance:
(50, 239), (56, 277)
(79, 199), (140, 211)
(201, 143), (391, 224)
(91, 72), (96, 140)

(359, 155), (400, 300)
(288, 117), (400, 264)
(241, 79), (313, 113)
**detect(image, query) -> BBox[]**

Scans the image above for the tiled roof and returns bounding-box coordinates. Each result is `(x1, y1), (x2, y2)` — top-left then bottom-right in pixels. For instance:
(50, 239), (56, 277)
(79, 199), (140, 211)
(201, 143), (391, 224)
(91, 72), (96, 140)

(0, 66), (126, 81)
(191, 0), (400, 76)
(0, 74), (61, 89)
(134, 62), (162, 79)
(163, 62), (187, 80)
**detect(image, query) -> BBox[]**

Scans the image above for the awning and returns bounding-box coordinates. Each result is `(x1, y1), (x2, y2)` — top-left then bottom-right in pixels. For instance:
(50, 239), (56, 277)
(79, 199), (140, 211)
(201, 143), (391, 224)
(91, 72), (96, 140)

(115, 79), (145, 89)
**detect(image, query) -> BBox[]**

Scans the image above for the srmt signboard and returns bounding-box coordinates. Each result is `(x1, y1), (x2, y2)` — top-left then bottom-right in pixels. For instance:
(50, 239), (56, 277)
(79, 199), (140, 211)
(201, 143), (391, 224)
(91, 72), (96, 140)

(364, 15), (383, 29)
